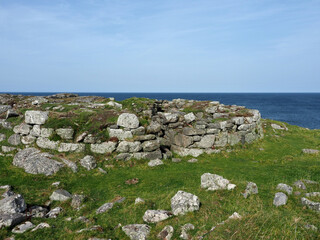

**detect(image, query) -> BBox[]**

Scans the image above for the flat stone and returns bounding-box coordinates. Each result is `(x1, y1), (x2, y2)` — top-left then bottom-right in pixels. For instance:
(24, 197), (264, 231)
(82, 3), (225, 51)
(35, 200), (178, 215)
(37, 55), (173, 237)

(122, 224), (151, 240)
(91, 142), (117, 154)
(133, 150), (162, 160)
(142, 210), (173, 223)
(13, 148), (63, 176)
(301, 197), (320, 212)
(21, 135), (36, 145)
(31, 222), (50, 232)
(50, 189), (72, 201)
(148, 159), (163, 167)
(0, 213), (26, 228)
(108, 128), (133, 140)
(171, 191), (200, 216)
(196, 135), (215, 148)
(142, 140), (160, 152)
(36, 137), (59, 150)
(12, 221), (35, 233)
(13, 123), (31, 135)
(182, 127), (205, 136)
(171, 145), (204, 157)
(96, 202), (114, 214)
(117, 141), (142, 153)
(302, 149), (319, 154)
(2, 146), (16, 153)
(58, 143), (85, 153)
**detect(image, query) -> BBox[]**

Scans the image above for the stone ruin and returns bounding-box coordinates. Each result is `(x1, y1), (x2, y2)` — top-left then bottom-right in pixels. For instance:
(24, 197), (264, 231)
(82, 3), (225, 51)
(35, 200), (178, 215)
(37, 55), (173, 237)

(1, 94), (264, 160)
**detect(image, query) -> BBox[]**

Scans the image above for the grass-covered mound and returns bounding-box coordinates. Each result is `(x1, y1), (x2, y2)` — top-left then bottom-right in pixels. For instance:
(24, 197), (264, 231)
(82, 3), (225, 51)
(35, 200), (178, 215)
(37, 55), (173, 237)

(0, 119), (319, 239)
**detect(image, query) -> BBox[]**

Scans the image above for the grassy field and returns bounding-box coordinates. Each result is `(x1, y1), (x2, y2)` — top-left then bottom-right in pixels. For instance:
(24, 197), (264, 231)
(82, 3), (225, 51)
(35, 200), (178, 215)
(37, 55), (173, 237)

(0, 119), (319, 239)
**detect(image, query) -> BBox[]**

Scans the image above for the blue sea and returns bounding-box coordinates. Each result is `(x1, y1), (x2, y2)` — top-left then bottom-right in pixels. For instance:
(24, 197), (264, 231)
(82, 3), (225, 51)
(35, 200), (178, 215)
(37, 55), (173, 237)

(5, 93), (320, 130)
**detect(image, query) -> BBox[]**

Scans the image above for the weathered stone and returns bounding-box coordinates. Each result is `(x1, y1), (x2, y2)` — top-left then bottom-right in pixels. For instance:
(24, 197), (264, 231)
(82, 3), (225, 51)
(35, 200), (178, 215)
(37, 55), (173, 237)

(184, 113), (196, 123)
(76, 132), (87, 142)
(61, 158), (78, 172)
(71, 195), (85, 209)
(117, 113), (140, 129)
(182, 127), (206, 136)
(30, 125), (41, 137)
(133, 150), (162, 160)
(84, 134), (96, 143)
(0, 133), (5, 142)
(36, 137), (59, 150)
(122, 224), (151, 240)
(56, 128), (74, 140)
(273, 192), (288, 206)
(40, 128), (54, 138)
(8, 134), (21, 146)
(46, 207), (62, 218)
(96, 202), (113, 214)
(242, 182), (258, 198)
(0, 105), (12, 114)
(21, 135), (36, 145)
(25, 111), (48, 125)
(0, 120), (12, 129)
(143, 210), (173, 223)
(294, 180), (306, 190)
(206, 106), (218, 113)
(115, 153), (133, 161)
(13, 148), (63, 175)
(31, 222), (50, 232)
(158, 225), (174, 240)
(58, 143), (85, 153)
(214, 132), (228, 147)
(0, 213), (26, 229)
(134, 134), (156, 141)
(271, 123), (287, 130)
(50, 189), (72, 201)
(196, 135), (215, 148)
(28, 206), (48, 218)
(80, 155), (97, 170)
(171, 145), (204, 157)
(2, 146), (16, 153)
(131, 126), (145, 136)
(232, 117), (244, 125)
(91, 142), (117, 154)
(117, 141), (142, 153)
(201, 173), (235, 191)
(142, 140), (160, 152)
(12, 221), (34, 233)
(106, 101), (122, 109)
(188, 158), (198, 163)
(135, 198), (145, 204)
(276, 183), (293, 195)
(228, 133), (241, 146)
(13, 123), (31, 135)
(180, 223), (194, 240)
(161, 113), (179, 123)
(171, 191), (200, 216)
(108, 129), (133, 140)
(302, 149), (319, 154)
(148, 159), (163, 167)
(305, 192), (320, 197)
(301, 197), (320, 212)
(173, 134), (193, 148)
(146, 121), (162, 134)
(0, 194), (26, 214)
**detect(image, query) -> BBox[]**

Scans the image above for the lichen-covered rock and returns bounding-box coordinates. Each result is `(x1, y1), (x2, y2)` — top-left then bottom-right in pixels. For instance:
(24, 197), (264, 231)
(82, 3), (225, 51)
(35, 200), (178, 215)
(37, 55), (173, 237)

(61, 158), (78, 172)
(117, 113), (140, 129)
(201, 173), (235, 191)
(80, 155), (96, 170)
(184, 112), (196, 123)
(13, 123), (31, 135)
(12, 221), (35, 233)
(91, 142), (117, 154)
(133, 150), (162, 160)
(50, 189), (72, 201)
(40, 128), (54, 138)
(36, 137), (59, 150)
(58, 143), (85, 153)
(56, 128), (74, 140)
(157, 225), (174, 240)
(242, 182), (258, 198)
(148, 159), (163, 167)
(31, 222), (50, 232)
(171, 145), (204, 157)
(8, 134), (21, 146)
(2, 146), (16, 153)
(122, 224), (151, 240)
(196, 135), (215, 148)
(0, 105), (12, 114)
(108, 129), (133, 140)
(21, 135), (36, 145)
(96, 202), (113, 214)
(13, 148), (63, 176)
(117, 141), (142, 153)
(301, 197), (320, 212)
(0, 213), (26, 229)
(146, 121), (161, 134)
(273, 192), (288, 207)
(276, 183), (293, 195)
(0, 194), (26, 214)
(0, 133), (6, 142)
(173, 134), (193, 148)
(180, 223), (195, 240)
(294, 180), (306, 190)
(25, 110), (48, 125)
(171, 191), (200, 216)
(142, 140), (160, 152)
(30, 125), (41, 137)
(142, 210), (172, 223)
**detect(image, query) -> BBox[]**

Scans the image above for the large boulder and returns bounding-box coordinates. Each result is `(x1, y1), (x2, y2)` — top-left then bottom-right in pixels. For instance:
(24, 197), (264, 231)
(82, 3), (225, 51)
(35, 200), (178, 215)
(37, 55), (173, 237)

(117, 113), (139, 129)
(13, 148), (63, 176)
(142, 210), (172, 223)
(122, 224), (151, 240)
(25, 111), (48, 125)
(171, 191), (200, 216)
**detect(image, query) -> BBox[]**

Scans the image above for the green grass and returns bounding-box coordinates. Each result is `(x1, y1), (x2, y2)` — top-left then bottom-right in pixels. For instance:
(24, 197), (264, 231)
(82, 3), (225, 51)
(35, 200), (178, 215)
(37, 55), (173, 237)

(0, 120), (319, 239)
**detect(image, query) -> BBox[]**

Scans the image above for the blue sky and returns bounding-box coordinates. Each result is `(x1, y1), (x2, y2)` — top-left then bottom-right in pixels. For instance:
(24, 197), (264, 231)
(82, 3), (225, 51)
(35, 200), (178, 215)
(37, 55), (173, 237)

(0, 0), (320, 92)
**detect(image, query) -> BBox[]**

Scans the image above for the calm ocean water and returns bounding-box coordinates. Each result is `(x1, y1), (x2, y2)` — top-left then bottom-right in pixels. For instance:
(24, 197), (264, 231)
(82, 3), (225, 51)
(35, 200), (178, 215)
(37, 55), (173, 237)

(5, 93), (320, 129)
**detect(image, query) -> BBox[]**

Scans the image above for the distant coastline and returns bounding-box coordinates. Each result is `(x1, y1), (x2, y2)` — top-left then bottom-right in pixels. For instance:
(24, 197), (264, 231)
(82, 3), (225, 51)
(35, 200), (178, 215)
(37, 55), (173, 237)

(2, 92), (320, 129)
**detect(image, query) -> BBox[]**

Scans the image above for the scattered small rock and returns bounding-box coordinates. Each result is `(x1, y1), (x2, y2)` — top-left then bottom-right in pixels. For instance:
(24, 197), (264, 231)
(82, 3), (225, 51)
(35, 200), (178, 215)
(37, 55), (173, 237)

(171, 191), (200, 216)
(80, 155), (97, 170)
(157, 225), (174, 240)
(135, 198), (145, 204)
(46, 207), (62, 218)
(50, 189), (72, 201)
(180, 223), (194, 240)
(122, 224), (151, 240)
(148, 159), (163, 167)
(142, 210), (173, 223)
(242, 182), (258, 198)
(276, 183), (293, 195)
(293, 180), (306, 190)
(273, 192), (288, 207)
(188, 158), (198, 163)
(31, 222), (50, 232)
(96, 202), (113, 214)
(12, 221), (35, 233)
(302, 149), (319, 154)
(172, 158), (181, 162)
